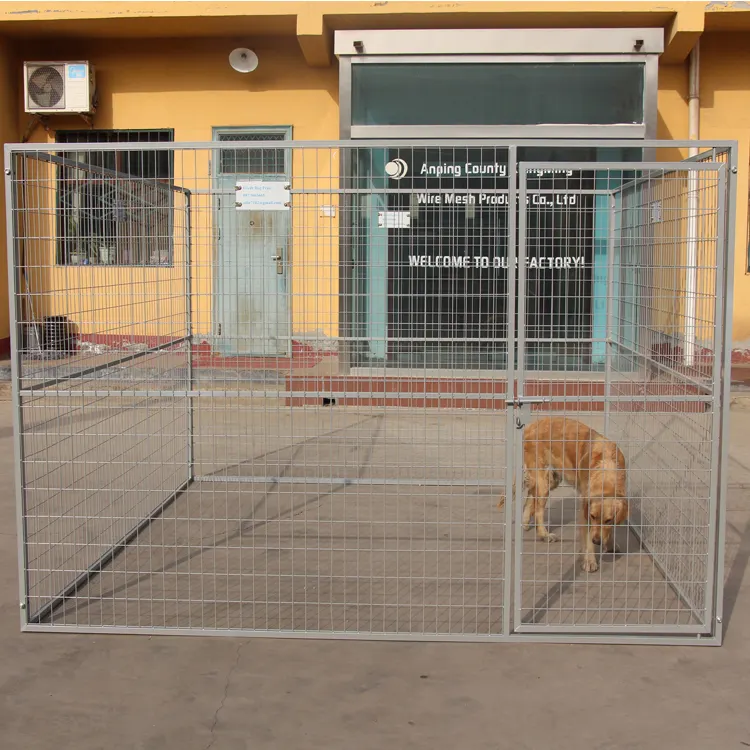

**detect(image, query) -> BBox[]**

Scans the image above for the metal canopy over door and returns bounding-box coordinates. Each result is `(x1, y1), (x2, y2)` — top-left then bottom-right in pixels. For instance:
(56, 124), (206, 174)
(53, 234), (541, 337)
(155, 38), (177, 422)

(213, 129), (291, 356)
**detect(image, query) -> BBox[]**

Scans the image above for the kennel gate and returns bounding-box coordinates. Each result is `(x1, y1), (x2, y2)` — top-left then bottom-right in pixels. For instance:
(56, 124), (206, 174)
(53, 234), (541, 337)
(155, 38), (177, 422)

(6, 139), (735, 645)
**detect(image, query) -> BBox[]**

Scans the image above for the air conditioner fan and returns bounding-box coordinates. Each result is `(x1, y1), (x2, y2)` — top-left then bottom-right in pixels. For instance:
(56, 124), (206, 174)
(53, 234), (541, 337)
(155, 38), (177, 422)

(28, 65), (64, 109)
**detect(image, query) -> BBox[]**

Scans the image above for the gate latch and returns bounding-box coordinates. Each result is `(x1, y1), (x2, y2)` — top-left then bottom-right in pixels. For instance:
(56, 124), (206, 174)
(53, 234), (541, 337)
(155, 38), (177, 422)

(508, 396), (550, 430)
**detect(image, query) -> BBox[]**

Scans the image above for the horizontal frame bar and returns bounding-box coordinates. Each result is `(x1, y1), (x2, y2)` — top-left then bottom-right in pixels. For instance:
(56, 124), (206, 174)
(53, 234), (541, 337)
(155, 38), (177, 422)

(521, 160), (726, 172)
(20, 624), (719, 646)
(18, 390), (714, 403)
(514, 622), (708, 635)
(286, 188), (615, 197)
(5, 139), (739, 153)
(197, 475), (503, 487)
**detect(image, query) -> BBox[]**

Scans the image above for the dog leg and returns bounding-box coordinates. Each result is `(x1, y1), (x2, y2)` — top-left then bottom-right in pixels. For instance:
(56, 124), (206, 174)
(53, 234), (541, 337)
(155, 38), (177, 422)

(580, 500), (598, 573)
(496, 480), (517, 512)
(533, 492), (558, 543)
(521, 494), (535, 531)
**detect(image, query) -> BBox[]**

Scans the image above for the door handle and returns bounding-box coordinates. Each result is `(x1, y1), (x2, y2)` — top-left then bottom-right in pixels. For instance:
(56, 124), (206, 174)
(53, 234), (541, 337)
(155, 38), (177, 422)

(272, 254), (283, 274)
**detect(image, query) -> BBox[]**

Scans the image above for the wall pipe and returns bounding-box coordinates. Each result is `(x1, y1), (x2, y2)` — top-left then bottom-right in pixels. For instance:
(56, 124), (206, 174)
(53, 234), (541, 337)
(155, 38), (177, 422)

(685, 39), (700, 367)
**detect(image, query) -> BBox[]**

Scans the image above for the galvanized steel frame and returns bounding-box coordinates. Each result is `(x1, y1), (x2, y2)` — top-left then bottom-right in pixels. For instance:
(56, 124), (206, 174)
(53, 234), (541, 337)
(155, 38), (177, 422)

(5, 138), (737, 645)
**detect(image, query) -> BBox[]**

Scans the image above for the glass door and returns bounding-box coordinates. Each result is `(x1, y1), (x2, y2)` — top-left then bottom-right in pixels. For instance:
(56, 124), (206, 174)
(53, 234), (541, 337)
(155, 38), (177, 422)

(351, 145), (640, 371)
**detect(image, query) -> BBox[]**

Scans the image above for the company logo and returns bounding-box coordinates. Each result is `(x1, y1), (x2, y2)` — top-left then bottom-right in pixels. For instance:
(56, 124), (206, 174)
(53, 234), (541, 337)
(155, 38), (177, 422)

(385, 158), (409, 180)
(68, 64), (87, 80)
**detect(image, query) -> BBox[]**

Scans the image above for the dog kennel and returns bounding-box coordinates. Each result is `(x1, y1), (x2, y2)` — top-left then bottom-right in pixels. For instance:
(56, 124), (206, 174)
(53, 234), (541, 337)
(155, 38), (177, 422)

(5, 138), (735, 644)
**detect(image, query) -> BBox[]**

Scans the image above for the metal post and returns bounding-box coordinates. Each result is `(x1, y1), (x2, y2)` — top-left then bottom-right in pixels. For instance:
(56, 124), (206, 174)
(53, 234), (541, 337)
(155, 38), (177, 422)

(703, 164), (728, 633)
(4, 148), (31, 626)
(685, 41), (701, 366)
(712, 149), (737, 643)
(338, 147), (353, 375)
(512, 161), (528, 632)
(502, 145), (517, 637)
(603, 193), (616, 437)
(684, 172), (699, 367)
(185, 191), (194, 481)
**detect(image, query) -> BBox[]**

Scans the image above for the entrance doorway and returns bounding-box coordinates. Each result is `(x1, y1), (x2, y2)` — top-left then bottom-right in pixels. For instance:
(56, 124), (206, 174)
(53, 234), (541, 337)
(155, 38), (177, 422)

(213, 128), (291, 356)
(352, 145), (640, 370)
(336, 29), (661, 371)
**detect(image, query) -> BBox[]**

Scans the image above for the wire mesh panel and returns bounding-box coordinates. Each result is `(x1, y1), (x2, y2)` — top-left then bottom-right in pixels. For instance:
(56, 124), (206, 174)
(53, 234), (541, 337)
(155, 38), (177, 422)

(7, 150), (191, 624)
(514, 159), (729, 637)
(8, 142), (514, 639)
(5, 139), (734, 644)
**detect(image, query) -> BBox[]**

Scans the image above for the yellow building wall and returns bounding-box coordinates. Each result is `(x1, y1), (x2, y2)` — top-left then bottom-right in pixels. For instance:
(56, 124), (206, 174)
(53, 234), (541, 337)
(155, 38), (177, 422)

(643, 62), (727, 353)
(649, 36), (750, 354)
(17, 36), (340, 345)
(697, 32), (750, 349)
(7, 27), (750, 354)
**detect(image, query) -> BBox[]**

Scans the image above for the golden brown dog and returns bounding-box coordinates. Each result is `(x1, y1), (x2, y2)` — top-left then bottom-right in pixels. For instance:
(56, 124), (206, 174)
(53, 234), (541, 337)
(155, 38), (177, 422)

(497, 416), (628, 573)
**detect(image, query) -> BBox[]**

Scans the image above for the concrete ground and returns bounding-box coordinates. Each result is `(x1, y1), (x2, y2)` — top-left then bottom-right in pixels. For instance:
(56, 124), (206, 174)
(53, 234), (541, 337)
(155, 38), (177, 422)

(0, 384), (749, 749)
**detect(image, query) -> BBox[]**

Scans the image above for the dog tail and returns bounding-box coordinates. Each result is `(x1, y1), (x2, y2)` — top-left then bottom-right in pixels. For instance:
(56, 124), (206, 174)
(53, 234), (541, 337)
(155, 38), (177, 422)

(496, 480), (517, 511)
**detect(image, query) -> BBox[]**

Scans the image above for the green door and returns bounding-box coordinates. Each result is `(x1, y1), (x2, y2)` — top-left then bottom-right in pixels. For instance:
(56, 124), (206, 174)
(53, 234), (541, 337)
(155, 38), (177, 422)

(213, 129), (291, 356)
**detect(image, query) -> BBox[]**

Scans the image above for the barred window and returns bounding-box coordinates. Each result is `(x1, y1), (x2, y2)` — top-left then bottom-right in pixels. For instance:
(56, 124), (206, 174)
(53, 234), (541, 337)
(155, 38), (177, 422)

(56, 129), (174, 266)
(217, 131), (287, 175)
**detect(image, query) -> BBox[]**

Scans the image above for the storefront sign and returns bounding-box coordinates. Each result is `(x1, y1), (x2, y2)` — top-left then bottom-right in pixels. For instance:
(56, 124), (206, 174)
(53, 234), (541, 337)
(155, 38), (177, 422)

(407, 255), (586, 270)
(417, 161), (507, 178)
(386, 161), (578, 180)
(235, 181), (290, 211)
(415, 192), (578, 207)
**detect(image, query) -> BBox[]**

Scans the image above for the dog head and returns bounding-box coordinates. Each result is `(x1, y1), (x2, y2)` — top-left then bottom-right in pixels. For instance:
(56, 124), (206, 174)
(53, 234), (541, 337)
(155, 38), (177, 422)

(587, 494), (629, 548)
(580, 439), (629, 549)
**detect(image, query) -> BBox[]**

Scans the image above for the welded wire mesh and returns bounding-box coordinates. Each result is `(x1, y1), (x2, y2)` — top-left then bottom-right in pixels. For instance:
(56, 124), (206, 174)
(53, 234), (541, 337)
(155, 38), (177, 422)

(605, 161), (726, 624)
(6, 140), (733, 643)
(515, 159), (727, 632)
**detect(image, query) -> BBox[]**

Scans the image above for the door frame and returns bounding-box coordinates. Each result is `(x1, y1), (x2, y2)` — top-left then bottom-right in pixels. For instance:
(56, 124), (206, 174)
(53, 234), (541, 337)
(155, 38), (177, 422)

(211, 125), (293, 356)
(511, 158), (726, 637)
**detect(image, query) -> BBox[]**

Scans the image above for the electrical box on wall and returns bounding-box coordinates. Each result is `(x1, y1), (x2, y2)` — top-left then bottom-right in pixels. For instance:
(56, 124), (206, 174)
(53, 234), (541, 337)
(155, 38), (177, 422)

(24, 61), (96, 115)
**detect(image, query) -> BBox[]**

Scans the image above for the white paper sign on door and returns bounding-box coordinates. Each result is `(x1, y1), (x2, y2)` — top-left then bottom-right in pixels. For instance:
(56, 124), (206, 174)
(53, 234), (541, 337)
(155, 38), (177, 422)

(235, 181), (290, 211)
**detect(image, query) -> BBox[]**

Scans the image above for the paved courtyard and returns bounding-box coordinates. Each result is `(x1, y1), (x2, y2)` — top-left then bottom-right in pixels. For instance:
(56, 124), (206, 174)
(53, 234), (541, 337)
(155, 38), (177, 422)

(0, 383), (749, 749)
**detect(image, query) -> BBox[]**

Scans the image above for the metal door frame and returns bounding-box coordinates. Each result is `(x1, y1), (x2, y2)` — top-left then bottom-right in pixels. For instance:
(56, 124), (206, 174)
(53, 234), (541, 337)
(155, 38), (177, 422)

(211, 125), (292, 356)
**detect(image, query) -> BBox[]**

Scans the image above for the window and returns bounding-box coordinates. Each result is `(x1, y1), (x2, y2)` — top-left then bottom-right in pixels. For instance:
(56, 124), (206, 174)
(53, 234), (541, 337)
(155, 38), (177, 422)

(351, 63), (645, 127)
(56, 129), (174, 266)
(217, 131), (287, 175)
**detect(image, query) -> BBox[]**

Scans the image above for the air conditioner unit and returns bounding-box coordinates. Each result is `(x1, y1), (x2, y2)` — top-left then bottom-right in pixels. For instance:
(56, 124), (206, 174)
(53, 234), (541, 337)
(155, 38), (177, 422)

(24, 61), (96, 115)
